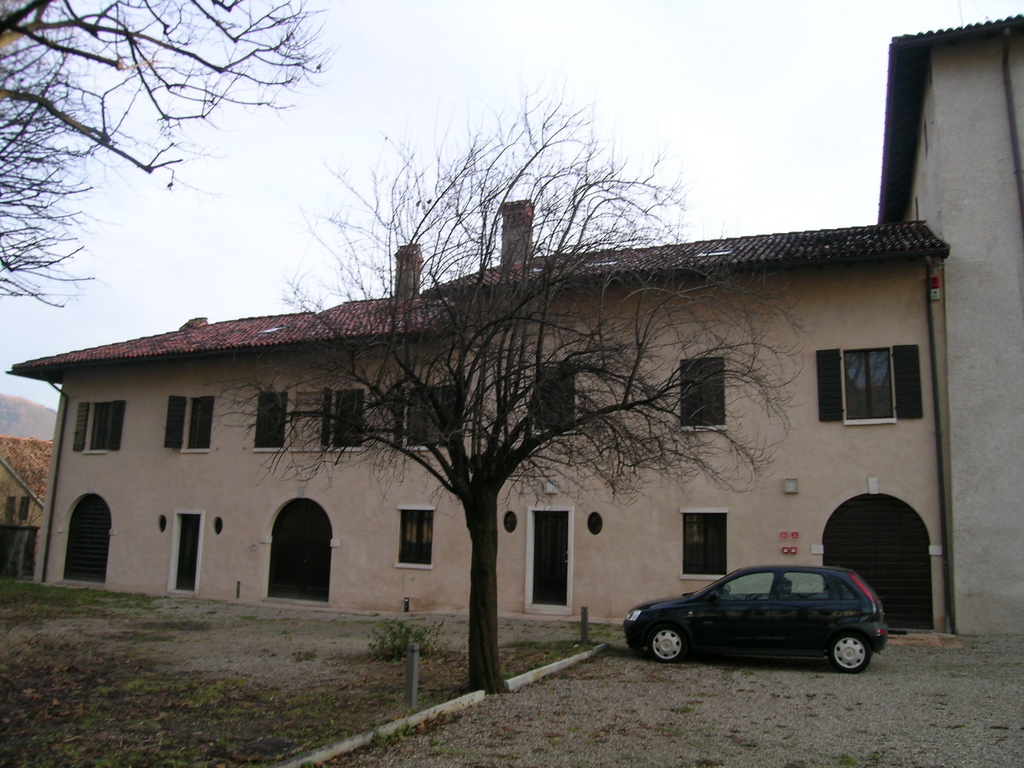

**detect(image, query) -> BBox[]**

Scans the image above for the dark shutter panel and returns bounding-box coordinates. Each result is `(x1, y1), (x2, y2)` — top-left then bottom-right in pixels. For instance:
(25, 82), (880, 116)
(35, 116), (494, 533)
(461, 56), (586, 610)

(164, 396), (187, 449)
(255, 391), (287, 448)
(704, 357), (726, 426)
(816, 349), (844, 421)
(892, 345), (924, 419)
(72, 403), (90, 452)
(107, 401), (126, 450)
(333, 389), (365, 448)
(320, 390), (332, 447)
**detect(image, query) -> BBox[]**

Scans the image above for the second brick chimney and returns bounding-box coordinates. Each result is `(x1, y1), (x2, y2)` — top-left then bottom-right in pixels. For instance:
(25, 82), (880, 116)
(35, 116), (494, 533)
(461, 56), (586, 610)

(499, 200), (534, 271)
(394, 244), (423, 301)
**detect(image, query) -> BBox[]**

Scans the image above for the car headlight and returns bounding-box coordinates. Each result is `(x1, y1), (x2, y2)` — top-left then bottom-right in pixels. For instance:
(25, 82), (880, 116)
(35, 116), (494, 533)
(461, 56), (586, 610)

(625, 609), (643, 622)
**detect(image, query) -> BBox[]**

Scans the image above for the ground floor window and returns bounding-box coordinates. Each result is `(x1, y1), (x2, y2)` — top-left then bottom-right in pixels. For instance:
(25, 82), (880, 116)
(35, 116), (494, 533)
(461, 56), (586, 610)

(399, 508), (433, 565)
(682, 510), (726, 575)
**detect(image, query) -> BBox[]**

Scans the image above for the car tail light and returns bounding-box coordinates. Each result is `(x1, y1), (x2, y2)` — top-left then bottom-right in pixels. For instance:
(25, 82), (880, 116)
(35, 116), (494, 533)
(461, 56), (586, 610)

(848, 572), (879, 610)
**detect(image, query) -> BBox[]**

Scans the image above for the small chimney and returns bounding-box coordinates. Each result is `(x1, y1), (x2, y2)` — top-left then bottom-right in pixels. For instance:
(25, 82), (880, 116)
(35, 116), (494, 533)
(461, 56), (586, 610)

(180, 317), (208, 331)
(499, 200), (534, 270)
(394, 244), (423, 301)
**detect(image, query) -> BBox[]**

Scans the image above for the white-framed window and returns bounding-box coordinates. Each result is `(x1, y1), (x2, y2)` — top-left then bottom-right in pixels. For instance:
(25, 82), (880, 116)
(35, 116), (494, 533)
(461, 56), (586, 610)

(680, 507), (727, 577)
(72, 401), (126, 452)
(816, 346), (923, 424)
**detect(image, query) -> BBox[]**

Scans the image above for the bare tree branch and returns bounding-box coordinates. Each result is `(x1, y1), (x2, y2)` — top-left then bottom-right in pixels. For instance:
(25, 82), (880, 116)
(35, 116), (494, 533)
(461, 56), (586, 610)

(243, 95), (796, 693)
(0, 0), (325, 302)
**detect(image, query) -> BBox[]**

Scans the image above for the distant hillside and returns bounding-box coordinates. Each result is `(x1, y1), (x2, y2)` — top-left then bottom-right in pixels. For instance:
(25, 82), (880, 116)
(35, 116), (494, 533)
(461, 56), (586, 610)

(0, 394), (57, 440)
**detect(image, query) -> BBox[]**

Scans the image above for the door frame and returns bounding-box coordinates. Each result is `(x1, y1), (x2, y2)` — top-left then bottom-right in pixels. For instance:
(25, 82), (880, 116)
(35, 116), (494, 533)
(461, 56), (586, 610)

(167, 509), (204, 594)
(524, 506), (574, 615)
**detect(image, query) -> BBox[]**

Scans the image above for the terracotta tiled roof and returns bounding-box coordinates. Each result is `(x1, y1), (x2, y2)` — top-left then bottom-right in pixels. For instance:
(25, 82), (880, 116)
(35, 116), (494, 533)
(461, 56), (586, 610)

(0, 436), (52, 500)
(9, 222), (946, 382)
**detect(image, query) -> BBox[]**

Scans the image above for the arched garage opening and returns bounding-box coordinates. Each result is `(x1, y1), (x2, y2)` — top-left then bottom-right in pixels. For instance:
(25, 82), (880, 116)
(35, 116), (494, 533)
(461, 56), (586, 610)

(823, 494), (933, 629)
(268, 499), (332, 602)
(64, 494), (111, 583)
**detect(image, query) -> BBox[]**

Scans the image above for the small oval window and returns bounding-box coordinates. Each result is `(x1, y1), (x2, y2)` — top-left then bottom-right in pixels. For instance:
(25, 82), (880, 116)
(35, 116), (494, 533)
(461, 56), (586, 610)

(503, 511), (518, 533)
(587, 512), (603, 535)
(214, 517), (223, 535)
(158, 515), (167, 533)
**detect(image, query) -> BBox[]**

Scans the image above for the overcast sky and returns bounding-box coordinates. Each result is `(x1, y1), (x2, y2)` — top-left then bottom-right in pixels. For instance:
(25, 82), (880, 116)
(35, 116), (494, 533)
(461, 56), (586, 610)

(4, 0), (1024, 412)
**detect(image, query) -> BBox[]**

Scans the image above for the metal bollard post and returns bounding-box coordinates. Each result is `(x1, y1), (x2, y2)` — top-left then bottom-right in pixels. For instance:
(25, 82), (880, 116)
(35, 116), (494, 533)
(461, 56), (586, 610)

(581, 606), (589, 644)
(404, 643), (419, 709)
(402, 597), (410, 613)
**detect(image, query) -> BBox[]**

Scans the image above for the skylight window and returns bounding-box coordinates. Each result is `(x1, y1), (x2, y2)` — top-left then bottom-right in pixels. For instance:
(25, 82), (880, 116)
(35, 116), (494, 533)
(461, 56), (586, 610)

(259, 326), (285, 334)
(697, 250), (733, 258)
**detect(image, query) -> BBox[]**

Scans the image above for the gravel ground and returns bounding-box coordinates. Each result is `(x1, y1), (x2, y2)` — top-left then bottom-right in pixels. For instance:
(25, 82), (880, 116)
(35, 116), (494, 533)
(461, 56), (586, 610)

(330, 634), (1024, 768)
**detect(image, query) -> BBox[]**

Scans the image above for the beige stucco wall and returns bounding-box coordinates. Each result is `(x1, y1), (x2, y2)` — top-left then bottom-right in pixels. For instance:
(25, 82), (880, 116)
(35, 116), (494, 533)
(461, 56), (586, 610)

(34, 260), (947, 628)
(907, 34), (1024, 633)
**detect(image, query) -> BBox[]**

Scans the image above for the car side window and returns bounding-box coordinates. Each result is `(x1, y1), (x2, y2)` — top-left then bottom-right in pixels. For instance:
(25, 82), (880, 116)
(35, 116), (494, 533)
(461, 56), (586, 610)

(717, 571), (774, 601)
(834, 578), (858, 601)
(777, 571), (830, 600)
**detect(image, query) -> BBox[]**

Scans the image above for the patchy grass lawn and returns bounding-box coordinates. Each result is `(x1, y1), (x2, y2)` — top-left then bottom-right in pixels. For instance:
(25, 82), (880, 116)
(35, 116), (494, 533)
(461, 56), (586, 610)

(0, 580), (595, 767)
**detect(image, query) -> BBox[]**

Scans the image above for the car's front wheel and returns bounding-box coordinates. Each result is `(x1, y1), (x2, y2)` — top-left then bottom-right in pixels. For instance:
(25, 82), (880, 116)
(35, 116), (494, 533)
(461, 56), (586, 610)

(647, 625), (688, 663)
(827, 632), (872, 673)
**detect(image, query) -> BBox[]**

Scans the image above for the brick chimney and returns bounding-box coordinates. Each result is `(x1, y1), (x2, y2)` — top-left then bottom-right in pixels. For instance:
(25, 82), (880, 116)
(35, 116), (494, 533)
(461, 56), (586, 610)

(394, 244), (423, 301)
(499, 200), (534, 270)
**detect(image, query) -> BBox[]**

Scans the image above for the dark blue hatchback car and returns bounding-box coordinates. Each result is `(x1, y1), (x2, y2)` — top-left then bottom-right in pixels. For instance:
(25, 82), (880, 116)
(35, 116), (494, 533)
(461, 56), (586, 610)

(623, 565), (888, 673)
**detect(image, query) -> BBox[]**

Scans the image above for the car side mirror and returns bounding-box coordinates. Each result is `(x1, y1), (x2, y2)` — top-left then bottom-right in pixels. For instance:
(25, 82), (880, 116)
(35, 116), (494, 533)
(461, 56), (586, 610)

(707, 590), (719, 603)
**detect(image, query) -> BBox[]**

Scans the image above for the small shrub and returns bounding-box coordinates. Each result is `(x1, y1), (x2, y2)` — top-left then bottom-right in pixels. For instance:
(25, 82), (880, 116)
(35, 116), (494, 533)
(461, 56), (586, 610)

(367, 619), (445, 660)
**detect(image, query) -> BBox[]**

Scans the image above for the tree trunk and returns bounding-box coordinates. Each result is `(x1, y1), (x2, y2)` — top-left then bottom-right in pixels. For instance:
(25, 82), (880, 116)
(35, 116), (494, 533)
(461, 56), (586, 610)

(464, 490), (503, 694)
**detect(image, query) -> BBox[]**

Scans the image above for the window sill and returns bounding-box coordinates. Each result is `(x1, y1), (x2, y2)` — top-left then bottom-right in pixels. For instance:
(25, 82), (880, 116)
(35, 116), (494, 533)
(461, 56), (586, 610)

(843, 417), (897, 426)
(679, 425), (726, 432)
(180, 448), (210, 454)
(252, 447), (284, 453)
(680, 573), (725, 580)
(394, 562), (432, 570)
(82, 450), (109, 455)
(289, 447), (364, 453)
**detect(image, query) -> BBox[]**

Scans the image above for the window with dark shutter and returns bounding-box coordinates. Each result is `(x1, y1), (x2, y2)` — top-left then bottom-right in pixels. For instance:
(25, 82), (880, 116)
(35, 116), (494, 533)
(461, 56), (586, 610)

(72, 402), (90, 452)
(255, 391), (287, 448)
(816, 349), (844, 421)
(531, 364), (576, 432)
(164, 396), (187, 449)
(405, 385), (457, 446)
(332, 389), (365, 448)
(679, 357), (725, 427)
(187, 397), (214, 449)
(892, 345), (924, 419)
(90, 402), (111, 450)
(18, 497), (30, 523)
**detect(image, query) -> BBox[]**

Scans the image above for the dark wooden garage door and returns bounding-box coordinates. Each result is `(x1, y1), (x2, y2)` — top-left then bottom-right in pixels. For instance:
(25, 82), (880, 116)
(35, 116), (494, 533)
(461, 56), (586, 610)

(823, 494), (933, 629)
(64, 494), (111, 583)
(268, 499), (332, 602)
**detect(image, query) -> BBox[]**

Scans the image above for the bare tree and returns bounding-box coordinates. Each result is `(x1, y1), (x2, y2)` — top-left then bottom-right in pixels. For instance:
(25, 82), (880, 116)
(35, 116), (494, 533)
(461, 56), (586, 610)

(0, 0), (324, 302)
(269, 99), (795, 693)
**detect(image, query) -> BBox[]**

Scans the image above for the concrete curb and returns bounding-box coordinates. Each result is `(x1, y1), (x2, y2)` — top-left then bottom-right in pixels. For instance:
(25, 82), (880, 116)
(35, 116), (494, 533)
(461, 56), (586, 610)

(269, 643), (609, 766)
(270, 690), (486, 768)
(503, 642), (609, 692)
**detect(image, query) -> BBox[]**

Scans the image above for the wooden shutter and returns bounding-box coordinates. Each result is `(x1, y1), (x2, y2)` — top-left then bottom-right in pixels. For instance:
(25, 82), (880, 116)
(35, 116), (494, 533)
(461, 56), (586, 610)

(703, 358), (725, 426)
(72, 402), (90, 452)
(333, 389), (365, 448)
(680, 358), (724, 427)
(816, 349), (844, 421)
(320, 390), (333, 447)
(107, 401), (126, 450)
(892, 345), (924, 419)
(255, 391), (287, 448)
(187, 397), (214, 449)
(164, 396), (187, 449)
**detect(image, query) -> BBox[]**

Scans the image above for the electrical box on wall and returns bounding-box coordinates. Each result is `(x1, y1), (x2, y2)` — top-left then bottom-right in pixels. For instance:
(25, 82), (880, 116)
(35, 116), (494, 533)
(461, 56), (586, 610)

(930, 275), (941, 301)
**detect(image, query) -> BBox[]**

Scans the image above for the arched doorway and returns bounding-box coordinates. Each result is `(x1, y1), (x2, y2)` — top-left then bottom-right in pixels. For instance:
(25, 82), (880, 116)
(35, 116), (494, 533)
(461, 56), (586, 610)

(64, 495), (111, 583)
(823, 494), (933, 629)
(268, 499), (332, 602)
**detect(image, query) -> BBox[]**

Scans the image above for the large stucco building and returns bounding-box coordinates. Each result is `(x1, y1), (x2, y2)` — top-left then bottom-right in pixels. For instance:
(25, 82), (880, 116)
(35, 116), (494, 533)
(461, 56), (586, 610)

(879, 16), (1024, 633)
(11, 221), (952, 630)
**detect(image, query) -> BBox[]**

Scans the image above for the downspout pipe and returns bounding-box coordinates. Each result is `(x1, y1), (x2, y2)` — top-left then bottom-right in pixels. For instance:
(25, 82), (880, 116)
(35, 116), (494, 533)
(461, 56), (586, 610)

(40, 383), (67, 583)
(925, 258), (954, 634)
(1002, 28), (1024, 321)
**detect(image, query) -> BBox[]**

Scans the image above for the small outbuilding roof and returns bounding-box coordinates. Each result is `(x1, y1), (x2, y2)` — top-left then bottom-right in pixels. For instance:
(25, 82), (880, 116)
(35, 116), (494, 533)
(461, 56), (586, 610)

(0, 436), (52, 501)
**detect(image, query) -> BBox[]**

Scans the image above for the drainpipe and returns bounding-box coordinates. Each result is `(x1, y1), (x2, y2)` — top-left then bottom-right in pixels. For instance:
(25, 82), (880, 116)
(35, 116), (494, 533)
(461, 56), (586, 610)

(925, 258), (954, 634)
(40, 383), (67, 583)
(1002, 28), (1024, 322)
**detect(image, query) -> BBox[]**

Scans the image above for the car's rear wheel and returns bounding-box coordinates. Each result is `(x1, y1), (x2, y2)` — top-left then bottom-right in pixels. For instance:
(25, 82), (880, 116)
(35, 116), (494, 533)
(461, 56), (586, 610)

(827, 632), (872, 673)
(647, 625), (688, 663)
